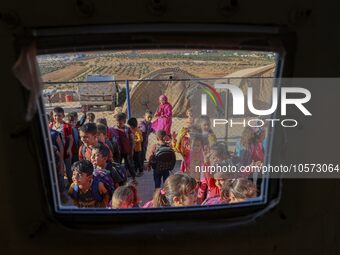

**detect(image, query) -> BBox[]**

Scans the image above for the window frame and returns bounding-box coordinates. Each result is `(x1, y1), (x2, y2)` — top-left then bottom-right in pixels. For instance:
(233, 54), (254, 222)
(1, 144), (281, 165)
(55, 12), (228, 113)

(24, 23), (294, 229)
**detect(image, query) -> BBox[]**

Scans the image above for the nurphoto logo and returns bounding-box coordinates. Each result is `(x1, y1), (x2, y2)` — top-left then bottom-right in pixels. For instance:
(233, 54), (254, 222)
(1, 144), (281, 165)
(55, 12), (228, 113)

(201, 83), (312, 128)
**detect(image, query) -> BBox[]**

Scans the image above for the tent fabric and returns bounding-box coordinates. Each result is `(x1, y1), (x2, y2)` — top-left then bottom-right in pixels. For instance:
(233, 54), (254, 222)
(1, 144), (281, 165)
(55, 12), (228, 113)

(124, 64), (275, 118)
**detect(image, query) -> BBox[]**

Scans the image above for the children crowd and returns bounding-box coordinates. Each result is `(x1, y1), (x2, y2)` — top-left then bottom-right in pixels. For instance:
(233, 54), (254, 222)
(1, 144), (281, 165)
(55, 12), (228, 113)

(48, 94), (265, 209)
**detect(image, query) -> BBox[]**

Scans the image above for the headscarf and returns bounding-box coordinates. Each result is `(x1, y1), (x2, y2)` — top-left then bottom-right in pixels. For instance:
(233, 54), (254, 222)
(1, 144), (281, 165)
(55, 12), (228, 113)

(159, 94), (168, 103)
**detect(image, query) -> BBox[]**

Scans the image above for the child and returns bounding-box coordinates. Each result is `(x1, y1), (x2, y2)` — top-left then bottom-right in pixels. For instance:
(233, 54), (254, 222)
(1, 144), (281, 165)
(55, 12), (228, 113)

(127, 117), (144, 177)
(148, 130), (172, 188)
(90, 143), (115, 196)
(96, 119), (120, 163)
(172, 126), (191, 173)
(203, 143), (237, 198)
(49, 107), (74, 184)
(202, 179), (232, 206)
(111, 184), (139, 209)
(186, 134), (209, 204)
(197, 116), (216, 148)
(235, 126), (255, 166)
(68, 160), (110, 208)
(65, 112), (80, 163)
(75, 108), (87, 128)
(96, 123), (116, 163)
(138, 110), (154, 171)
(184, 108), (195, 127)
(152, 94), (173, 137)
(251, 127), (265, 163)
(115, 113), (136, 183)
(86, 112), (95, 123)
(96, 117), (108, 126)
(226, 178), (257, 203)
(152, 173), (197, 207)
(78, 123), (98, 161)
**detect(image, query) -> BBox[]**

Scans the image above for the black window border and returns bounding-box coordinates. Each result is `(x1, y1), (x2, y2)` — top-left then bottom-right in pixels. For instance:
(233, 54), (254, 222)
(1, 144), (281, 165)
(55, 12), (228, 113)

(20, 23), (295, 230)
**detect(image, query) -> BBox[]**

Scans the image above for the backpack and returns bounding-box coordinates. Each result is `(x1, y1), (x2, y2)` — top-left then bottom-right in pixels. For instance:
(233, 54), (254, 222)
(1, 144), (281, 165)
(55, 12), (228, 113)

(110, 162), (127, 185)
(50, 129), (63, 148)
(93, 169), (115, 197)
(72, 127), (79, 149)
(152, 144), (176, 174)
(70, 177), (103, 202)
(81, 144), (89, 160)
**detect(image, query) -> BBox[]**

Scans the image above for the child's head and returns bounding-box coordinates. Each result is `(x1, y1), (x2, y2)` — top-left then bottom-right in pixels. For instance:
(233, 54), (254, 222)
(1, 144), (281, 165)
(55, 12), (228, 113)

(111, 184), (139, 209)
(96, 117), (108, 126)
(87, 112), (95, 123)
(144, 110), (153, 122)
(71, 160), (94, 189)
(91, 143), (109, 168)
(213, 171), (231, 190)
(198, 116), (212, 133)
(156, 130), (167, 143)
(96, 123), (108, 142)
(186, 108), (193, 118)
(116, 112), (127, 127)
(241, 127), (255, 147)
(153, 173), (197, 207)
(190, 133), (203, 153)
(65, 113), (77, 127)
(210, 143), (227, 163)
(127, 117), (138, 129)
(79, 123), (97, 147)
(224, 178), (257, 203)
(185, 108), (195, 126)
(52, 107), (65, 123)
(253, 126), (266, 142)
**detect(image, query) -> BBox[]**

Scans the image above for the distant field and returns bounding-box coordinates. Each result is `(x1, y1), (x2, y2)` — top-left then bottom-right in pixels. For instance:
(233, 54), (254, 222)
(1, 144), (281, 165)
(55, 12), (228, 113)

(39, 50), (275, 84)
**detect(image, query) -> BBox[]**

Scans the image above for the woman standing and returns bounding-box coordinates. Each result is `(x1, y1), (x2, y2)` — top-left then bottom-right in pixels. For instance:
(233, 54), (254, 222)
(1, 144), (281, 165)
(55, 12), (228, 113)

(152, 94), (173, 136)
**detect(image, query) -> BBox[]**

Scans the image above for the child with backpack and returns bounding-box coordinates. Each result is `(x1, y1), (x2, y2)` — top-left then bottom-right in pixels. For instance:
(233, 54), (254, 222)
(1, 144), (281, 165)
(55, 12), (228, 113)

(49, 106), (74, 184)
(68, 160), (110, 208)
(90, 143), (116, 197)
(138, 110), (154, 173)
(127, 117), (144, 177)
(111, 184), (139, 209)
(96, 123), (116, 165)
(78, 123), (98, 161)
(65, 112), (81, 163)
(115, 113), (136, 183)
(148, 130), (176, 189)
(96, 119), (121, 163)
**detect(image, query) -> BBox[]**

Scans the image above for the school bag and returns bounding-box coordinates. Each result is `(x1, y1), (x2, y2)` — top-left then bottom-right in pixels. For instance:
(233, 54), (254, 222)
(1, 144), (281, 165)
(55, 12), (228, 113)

(93, 169), (115, 197)
(70, 177), (103, 202)
(80, 143), (91, 161)
(50, 129), (63, 149)
(152, 144), (176, 174)
(110, 162), (127, 185)
(72, 127), (80, 148)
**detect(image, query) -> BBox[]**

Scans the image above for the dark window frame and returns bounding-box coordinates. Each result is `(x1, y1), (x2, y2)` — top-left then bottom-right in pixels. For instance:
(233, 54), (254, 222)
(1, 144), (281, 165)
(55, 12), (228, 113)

(21, 23), (295, 231)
